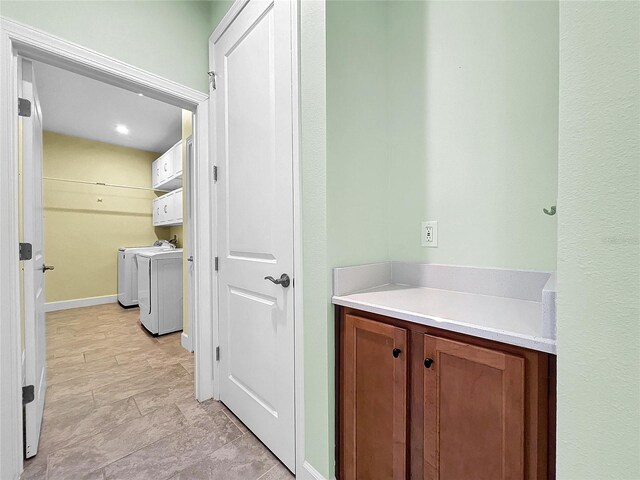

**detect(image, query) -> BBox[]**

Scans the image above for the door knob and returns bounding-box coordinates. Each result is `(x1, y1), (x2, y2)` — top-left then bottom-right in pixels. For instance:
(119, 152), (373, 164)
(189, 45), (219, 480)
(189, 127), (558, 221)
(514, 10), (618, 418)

(187, 256), (194, 262)
(42, 264), (55, 272)
(264, 273), (291, 288)
(424, 357), (434, 368)
(392, 348), (402, 358)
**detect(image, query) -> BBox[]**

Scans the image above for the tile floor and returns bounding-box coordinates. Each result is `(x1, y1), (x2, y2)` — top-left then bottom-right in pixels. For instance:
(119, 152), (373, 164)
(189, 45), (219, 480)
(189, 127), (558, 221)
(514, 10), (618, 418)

(22, 303), (294, 480)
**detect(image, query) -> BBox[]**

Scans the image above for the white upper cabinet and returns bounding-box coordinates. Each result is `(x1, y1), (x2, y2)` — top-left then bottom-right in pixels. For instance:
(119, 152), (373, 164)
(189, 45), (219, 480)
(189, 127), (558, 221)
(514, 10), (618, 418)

(152, 140), (182, 191)
(151, 141), (183, 226)
(152, 188), (183, 227)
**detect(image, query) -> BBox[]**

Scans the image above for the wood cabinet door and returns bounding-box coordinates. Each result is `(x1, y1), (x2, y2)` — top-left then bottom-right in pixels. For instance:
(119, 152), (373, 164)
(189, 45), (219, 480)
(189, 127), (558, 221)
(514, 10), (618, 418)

(423, 335), (525, 480)
(341, 314), (407, 480)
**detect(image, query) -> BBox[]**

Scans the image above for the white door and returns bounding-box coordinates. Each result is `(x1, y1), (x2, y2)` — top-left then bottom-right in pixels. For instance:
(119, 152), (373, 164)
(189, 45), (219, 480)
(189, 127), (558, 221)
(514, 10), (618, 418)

(185, 136), (195, 351)
(213, 0), (296, 471)
(20, 58), (47, 458)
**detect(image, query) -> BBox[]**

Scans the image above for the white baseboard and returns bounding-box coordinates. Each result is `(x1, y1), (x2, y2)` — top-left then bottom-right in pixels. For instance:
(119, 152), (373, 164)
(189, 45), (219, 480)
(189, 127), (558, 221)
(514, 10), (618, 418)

(181, 332), (193, 352)
(45, 294), (118, 312)
(302, 461), (334, 480)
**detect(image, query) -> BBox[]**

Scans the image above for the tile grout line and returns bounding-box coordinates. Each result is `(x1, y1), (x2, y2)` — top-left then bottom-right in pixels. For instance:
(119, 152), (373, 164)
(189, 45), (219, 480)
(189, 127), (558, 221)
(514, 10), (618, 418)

(96, 405), (194, 480)
(131, 395), (144, 417)
(256, 464), (278, 480)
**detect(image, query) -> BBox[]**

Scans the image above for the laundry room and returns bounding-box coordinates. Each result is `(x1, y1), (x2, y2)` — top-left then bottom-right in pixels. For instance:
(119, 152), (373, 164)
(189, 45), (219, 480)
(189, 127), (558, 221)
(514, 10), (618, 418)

(37, 60), (189, 330)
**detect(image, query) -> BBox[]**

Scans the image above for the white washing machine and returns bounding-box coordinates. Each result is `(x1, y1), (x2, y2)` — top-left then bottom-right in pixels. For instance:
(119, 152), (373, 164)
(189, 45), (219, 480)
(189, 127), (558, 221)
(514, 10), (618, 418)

(117, 241), (175, 308)
(137, 249), (183, 335)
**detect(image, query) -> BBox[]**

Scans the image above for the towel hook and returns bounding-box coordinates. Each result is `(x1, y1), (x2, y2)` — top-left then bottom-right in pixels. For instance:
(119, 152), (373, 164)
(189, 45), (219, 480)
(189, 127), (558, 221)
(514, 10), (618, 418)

(543, 205), (556, 216)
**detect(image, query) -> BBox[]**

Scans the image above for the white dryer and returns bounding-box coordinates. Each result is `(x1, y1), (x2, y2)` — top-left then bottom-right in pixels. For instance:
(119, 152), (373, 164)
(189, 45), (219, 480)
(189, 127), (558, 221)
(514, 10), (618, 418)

(137, 249), (183, 335)
(117, 242), (174, 308)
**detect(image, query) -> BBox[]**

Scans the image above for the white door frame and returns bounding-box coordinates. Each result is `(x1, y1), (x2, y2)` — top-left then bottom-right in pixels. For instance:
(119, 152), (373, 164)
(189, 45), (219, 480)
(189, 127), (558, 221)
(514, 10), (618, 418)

(0, 18), (215, 479)
(183, 134), (195, 353)
(208, 0), (305, 476)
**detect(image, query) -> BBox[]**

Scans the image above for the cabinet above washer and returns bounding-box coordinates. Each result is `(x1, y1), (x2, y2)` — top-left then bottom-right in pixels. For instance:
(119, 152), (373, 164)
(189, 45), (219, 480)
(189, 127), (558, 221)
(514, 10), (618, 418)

(152, 140), (182, 191)
(153, 188), (183, 226)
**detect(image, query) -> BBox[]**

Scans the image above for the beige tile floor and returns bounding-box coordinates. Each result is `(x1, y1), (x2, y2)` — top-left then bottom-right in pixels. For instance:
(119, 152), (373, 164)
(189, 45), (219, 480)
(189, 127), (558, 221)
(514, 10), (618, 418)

(22, 303), (294, 480)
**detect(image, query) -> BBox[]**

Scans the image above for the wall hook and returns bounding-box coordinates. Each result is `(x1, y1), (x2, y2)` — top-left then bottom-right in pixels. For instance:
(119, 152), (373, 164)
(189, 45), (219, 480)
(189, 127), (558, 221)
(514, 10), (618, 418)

(543, 205), (556, 216)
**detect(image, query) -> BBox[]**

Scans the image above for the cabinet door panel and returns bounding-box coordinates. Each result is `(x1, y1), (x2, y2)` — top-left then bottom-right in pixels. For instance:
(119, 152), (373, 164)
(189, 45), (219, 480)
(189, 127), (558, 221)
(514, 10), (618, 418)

(173, 141), (183, 176)
(342, 314), (407, 480)
(152, 158), (161, 189)
(173, 188), (183, 223)
(161, 152), (173, 183)
(164, 192), (174, 223)
(423, 335), (525, 480)
(152, 198), (161, 226)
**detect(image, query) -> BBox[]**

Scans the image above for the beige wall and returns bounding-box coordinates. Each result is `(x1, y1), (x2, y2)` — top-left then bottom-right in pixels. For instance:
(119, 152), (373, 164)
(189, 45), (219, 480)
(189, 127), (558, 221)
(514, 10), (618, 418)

(43, 131), (173, 303)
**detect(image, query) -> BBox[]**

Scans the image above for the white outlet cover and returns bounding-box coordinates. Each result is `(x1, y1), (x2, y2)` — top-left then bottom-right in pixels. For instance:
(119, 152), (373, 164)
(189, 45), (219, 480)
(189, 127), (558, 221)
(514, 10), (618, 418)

(421, 221), (438, 247)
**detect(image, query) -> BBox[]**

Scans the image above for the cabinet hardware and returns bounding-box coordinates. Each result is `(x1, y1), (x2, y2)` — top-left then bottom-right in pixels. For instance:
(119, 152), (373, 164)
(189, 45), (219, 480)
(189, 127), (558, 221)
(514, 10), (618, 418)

(424, 357), (434, 368)
(392, 348), (402, 358)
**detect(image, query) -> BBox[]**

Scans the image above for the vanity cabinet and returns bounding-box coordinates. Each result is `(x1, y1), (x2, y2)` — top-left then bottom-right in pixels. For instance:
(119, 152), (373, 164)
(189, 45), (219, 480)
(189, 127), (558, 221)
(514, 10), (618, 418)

(422, 335), (525, 479)
(337, 307), (555, 480)
(341, 314), (407, 480)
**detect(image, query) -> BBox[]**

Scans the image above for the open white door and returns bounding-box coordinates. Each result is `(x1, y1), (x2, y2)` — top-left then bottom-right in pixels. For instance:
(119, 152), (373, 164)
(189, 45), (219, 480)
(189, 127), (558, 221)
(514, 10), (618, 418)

(213, 0), (296, 472)
(185, 135), (195, 352)
(20, 58), (48, 459)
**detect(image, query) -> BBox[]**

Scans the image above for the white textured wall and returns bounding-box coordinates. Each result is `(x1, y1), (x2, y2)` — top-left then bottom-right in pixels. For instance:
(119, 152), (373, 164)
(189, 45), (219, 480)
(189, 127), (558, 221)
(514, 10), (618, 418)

(557, 2), (640, 478)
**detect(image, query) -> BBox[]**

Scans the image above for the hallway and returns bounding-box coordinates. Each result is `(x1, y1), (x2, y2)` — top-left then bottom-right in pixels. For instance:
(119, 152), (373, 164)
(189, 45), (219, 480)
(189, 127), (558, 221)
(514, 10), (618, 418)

(22, 304), (293, 480)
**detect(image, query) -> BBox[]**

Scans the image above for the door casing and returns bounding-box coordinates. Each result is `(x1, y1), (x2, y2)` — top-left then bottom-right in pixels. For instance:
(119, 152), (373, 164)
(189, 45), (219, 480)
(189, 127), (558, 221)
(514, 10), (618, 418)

(0, 17), (214, 479)
(208, 0), (305, 476)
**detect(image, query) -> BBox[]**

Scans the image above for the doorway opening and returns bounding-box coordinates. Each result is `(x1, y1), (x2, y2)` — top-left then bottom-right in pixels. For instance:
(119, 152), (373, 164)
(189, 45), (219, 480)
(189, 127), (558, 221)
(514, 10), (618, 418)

(0, 18), (215, 480)
(19, 58), (203, 477)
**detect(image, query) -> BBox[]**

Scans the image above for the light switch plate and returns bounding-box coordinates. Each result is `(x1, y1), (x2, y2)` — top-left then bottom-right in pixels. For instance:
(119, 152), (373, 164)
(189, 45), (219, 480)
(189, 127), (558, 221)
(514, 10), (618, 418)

(421, 221), (438, 247)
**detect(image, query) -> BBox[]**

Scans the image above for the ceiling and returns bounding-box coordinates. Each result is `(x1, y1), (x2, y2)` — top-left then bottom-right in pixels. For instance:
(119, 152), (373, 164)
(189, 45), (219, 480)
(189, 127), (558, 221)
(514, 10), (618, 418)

(33, 62), (182, 153)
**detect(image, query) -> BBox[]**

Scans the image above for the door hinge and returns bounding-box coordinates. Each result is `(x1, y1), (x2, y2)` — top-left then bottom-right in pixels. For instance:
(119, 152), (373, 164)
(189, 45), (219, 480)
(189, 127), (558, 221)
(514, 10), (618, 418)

(215, 346), (220, 361)
(208, 71), (216, 91)
(18, 98), (31, 117)
(19, 242), (32, 261)
(214, 256), (219, 271)
(22, 385), (34, 405)
(213, 165), (218, 182)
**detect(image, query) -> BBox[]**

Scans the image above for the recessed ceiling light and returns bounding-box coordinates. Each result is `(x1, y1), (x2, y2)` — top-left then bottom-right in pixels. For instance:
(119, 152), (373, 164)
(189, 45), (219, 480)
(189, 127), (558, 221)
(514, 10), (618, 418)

(137, 93), (144, 97)
(115, 124), (130, 135)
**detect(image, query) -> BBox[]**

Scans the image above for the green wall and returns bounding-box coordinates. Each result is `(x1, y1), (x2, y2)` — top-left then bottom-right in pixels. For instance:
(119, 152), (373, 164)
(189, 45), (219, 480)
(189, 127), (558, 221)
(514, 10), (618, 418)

(300, 0), (331, 476)
(386, 0), (558, 270)
(0, 1), (215, 92)
(556, 2), (640, 478)
(209, 0), (233, 29)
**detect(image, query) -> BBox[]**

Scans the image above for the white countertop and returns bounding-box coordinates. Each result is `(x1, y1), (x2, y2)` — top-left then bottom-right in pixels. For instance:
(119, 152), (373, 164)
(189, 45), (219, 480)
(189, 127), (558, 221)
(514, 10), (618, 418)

(332, 263), (557, 354)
